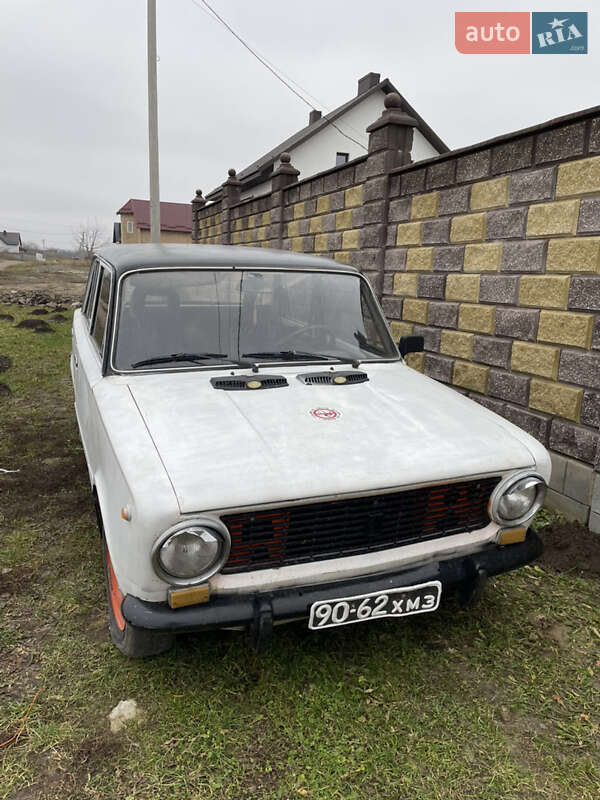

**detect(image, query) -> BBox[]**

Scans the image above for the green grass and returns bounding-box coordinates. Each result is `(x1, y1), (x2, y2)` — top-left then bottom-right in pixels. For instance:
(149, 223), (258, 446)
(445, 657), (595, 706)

(1, 304), (599, 800)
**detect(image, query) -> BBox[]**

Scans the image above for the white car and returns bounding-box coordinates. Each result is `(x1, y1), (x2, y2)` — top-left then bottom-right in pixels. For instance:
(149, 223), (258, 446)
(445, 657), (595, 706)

(71, 244), (550, 657)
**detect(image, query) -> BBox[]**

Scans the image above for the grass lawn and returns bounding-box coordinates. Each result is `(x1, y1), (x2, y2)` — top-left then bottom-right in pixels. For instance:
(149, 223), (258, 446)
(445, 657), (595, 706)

(0, 303), (599, 800)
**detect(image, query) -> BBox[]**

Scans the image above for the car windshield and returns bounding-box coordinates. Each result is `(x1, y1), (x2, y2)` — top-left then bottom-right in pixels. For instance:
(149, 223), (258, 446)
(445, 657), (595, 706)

(112, 268), (398, 370)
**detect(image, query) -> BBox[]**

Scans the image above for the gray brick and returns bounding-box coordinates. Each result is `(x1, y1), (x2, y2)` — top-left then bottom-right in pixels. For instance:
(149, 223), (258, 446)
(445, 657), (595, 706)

(500, 239), (546, 273)
(424, 353), (454, 383)
(509, 167), (555, 204)
(564, 458), (595, 505)
(456, 150), (491, 182)
(438, 186), (470, 216)
(298, 219), (310, 236)
(593, 473), (600, 512)
(473, 336), (512, 368)
(363, 202), (387, 225)
(329, 191), (345, 211)
(287, 186), (300, 203)
(422, 218), (451, 245)
(535, 122), (586, 163)
(362, 271), (378, 290)
(323, 172), (339, 192)
(360, 224), (385, 249)
(590, 118), (600, 154)
(299, 181), (312, 201)
(327, 232), (342, 250)
(558, 350), (600, 390)
(549, 419), (599, 464)
(545, 488), (590, 524)
(349, 249), (380, 270)
(549, 451), (567, 492)
(382, 296), (403, 319)
(400, 168), (426, 196)
(471, 394), (506, 415)
(589, 511), (600, 533)
(414, 324), (441, 353)
(577, 198), (600, 233)
(428, 301), (459, 329)
(503, 405), (550, 445)
(386, 225), (397, 247)
(384, 248), (407, 271)
(337, 166), (356, 188)
(480, 275), (519, 305)
(301, 235), (314, 252)
(494, 307), (539, 341)
(364, 152), (387, 179)
(491, 137), (534, 174)
(568, 276), (600, 311)
(382, 273), (393, 294)
(389, 197), (410, 222)
(488, 369), (530, 406)
(363, 176), (387, 202)
(321, 212), (336, 232)
(433, 245), (465, 272)
(486, 207), (527, 240)
(581, 391), (600, 428)
(418, 274), (446, 299)
(304, 199), (317, 216)
(426, 160), (456, 189)
(310, 177), (324, 196)
(389, 175), (401, 198)
(593, 317), (600, 351)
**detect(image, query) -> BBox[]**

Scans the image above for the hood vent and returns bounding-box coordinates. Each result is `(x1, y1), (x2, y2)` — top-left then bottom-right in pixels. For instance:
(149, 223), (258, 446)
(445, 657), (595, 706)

(211, 374), (288, 391)
(297, 370), (369, 386)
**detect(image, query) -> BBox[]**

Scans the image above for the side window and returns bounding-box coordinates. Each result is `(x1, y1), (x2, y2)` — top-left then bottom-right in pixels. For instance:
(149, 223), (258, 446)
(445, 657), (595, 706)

(83, 260), (100, 320)
(91, 269), (112, 354)
(126, 221), (133, 234)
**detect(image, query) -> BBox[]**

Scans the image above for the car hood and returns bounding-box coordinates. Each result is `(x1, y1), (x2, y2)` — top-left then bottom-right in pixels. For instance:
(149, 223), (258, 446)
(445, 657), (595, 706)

(127, 364), (536, 514)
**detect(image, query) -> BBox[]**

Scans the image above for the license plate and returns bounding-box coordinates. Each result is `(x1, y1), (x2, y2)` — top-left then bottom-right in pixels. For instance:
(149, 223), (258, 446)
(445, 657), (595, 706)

(308, 581), (442, 630)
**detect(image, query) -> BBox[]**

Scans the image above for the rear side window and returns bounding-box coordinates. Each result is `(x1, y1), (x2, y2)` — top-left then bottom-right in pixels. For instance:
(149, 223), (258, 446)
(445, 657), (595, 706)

(83, 260), (100, 320)
(91, 269), (111, 354)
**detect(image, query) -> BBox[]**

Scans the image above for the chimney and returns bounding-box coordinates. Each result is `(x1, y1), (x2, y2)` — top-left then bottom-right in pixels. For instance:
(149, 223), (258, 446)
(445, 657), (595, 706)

(357, 72), (381, 96)
(309, 109), (322, 125)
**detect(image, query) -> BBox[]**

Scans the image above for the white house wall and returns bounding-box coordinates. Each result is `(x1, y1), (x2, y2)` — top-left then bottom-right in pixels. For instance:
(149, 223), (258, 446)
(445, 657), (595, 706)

(412, 129), (441, 162)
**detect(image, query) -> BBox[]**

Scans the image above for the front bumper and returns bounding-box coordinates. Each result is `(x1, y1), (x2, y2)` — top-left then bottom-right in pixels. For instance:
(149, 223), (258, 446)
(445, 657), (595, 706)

(122, 533), (543, 642)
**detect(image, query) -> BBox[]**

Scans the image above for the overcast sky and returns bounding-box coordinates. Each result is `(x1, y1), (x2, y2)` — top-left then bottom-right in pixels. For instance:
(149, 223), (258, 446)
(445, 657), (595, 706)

(2, 0), (598, 249)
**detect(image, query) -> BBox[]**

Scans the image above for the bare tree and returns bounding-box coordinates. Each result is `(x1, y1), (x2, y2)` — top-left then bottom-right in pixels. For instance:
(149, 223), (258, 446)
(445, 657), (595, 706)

(73, 220), (106, 257)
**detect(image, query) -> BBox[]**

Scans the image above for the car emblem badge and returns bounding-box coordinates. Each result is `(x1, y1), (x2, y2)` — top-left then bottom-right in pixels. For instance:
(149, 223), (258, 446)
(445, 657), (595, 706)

(310, 408), (341, 420)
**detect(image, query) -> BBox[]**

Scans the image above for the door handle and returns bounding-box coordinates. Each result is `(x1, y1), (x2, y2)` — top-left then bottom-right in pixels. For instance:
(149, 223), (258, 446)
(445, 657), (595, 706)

(73, 353), (79, 368)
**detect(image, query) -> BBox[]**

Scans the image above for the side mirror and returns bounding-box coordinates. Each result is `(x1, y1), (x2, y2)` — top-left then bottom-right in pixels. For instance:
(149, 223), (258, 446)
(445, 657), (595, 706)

(399, 335), (424, 358)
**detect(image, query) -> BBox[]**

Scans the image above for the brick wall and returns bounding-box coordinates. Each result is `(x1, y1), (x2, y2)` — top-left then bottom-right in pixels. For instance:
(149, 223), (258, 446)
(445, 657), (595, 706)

(192, 99), (600, 531)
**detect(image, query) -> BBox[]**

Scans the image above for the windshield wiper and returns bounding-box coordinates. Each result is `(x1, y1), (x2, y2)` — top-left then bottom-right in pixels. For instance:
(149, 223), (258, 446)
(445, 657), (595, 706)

(241, 350), (337, 362)
(131, 352), (229, 368)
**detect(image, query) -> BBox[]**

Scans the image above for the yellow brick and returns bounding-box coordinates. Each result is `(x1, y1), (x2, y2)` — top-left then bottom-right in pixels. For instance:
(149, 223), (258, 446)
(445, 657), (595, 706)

(450, 213), (487, 243)
(393, 273), (418, 297)
(464, 242), (502, 272)
(314, 233), (329, 252)
(342, 229), (360, 250)
(511, 342), (559, 379)
(293, 202), (305, 220)
(440, 330), (474, 360)
(396, 222), (422, 246)
(261, 241), (270, 248)
(446, 274), (480, 302)
(287, 220), (299, 237)
(458, 304), (495, 334)
(317, 195), (330, 214)
(336, 210), (353, 230)
(405, 352), (425, 372)
(519, 275), (570, 309)
(333, 251), (351, 264)
(256, 226), (266, 241)
(291, 237), (303, 252)
(411, 192), (439, 220)
(453, 361), (489, 394)
(470, 177), (509, 211)
(526, 199), (579, 237)
(537, 311), (594, 349)
(406, 247), (434, 271)
(232, 231), (241, 244)
(309, 216), (323, 234)
(546, 238), (600, 274)
(262, 212), (270, 225)
(242, 230), (250, 243)
(529, 379), (583, 422)
(403, 298), (429, 324)
(390, 320), (414, 340)
(556, 156), (600, 198)
(234, 219), (242, 231)
(345, 185), (363, 208)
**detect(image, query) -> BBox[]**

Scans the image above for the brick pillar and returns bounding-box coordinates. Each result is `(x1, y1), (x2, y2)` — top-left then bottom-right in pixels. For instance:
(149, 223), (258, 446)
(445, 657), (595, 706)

(190, 189), (206, 243)
(271, 152), (299, 249)
(221, 168), (242, 245)
(364, 93), (417, 298)
(592, 445), (600, 533)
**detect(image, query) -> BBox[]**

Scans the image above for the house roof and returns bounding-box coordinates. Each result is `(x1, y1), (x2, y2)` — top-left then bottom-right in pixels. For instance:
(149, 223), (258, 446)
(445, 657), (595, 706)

(0, 230), (22, 246)
(116, 199), (192, 232)
(206, 76), (449, 201)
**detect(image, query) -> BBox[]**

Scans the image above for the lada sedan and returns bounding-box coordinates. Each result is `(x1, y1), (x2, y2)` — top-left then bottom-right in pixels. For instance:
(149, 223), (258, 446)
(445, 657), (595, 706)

(71, 244), (549, 657)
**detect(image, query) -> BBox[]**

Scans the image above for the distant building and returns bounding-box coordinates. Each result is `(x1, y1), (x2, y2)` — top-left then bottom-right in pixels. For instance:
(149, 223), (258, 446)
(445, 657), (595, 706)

(204, 72), (448, 202)
(0, 230), (22, 253)
(114, 199), (192, 243)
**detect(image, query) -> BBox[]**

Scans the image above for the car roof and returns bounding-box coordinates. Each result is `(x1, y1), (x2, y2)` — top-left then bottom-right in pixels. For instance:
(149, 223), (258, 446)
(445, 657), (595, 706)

(96, 244), (359, 277)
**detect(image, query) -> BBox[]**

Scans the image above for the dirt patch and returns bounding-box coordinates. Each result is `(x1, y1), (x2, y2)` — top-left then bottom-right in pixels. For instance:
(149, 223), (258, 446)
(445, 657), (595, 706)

(0, 566), (36, 595)
(0, 312), (15, 322)
(0, 354), (12, 372)
(49, 314), (68, 322)
(30, 308), (49, 316)
(538, 520), (600, 576)
(0, 381), (12, 396)
(71, 733), (123, 772)
(16, 319), (54, 334)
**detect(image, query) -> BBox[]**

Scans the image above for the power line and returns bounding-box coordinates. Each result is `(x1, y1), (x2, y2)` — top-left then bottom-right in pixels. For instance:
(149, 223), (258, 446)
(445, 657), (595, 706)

(190, 0), (368, 151)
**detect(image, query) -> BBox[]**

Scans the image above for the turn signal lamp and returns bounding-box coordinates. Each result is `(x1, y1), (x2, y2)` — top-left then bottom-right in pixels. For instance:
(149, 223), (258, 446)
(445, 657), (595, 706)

(168, 584), (211, 609)
(498, 527), (527, 546)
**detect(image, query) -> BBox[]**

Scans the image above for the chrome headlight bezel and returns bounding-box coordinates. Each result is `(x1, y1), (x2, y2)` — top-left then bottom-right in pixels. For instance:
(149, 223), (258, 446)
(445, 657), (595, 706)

(152, 518), (231, 586)
(490, 471), (547, 527)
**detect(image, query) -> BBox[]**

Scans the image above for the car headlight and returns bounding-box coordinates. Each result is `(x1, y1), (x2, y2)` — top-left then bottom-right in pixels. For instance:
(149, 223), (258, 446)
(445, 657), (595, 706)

(153, 521), (230, 585)
(491, 473), (546, 526)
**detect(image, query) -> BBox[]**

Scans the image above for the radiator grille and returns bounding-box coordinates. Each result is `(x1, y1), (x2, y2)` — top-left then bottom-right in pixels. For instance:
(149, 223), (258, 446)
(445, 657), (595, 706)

(221, 477), (498, 574)
(211, 375), (288, 390)
(298, 370), (369, 385)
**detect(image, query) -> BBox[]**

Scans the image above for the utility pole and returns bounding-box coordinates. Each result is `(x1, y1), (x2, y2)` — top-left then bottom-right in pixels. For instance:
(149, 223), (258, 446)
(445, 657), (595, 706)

(147, 0), (161, 243)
